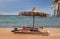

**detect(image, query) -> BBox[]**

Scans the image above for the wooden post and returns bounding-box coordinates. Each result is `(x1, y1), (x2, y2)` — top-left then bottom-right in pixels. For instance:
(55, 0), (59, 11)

(33, 12), (35, 28)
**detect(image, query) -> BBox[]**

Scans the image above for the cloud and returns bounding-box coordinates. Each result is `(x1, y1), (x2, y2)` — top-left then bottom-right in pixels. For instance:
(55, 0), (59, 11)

(0, 12), (18, 15)
(0, 0), (17, 2)
(0, 0), (30, 2)
(0, 12), (3, 15)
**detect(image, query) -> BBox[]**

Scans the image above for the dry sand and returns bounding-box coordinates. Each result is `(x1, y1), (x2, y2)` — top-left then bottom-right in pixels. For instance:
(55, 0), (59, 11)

(0, 28), (60, 39)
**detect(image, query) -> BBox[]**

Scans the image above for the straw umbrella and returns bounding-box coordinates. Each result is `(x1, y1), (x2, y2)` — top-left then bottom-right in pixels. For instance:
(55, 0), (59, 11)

(20, 7), (47, 29)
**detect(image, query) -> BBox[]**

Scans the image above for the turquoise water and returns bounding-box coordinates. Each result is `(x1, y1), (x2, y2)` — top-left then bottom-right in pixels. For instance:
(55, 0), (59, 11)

(0, 15), (60, 28)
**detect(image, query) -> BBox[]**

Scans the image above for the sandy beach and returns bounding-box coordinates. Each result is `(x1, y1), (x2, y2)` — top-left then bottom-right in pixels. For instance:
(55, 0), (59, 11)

(0, 28), (60, 39)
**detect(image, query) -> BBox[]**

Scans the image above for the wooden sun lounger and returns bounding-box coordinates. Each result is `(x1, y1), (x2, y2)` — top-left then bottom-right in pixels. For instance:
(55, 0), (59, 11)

(11, 27), (49, 36)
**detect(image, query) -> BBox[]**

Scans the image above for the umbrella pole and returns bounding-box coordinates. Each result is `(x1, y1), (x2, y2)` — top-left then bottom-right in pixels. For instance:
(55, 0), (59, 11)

(33, 15), (35, 28)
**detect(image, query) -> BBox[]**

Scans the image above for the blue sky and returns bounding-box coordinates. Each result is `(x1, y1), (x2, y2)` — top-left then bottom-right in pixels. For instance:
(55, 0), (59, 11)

(0, 0), (53, 15)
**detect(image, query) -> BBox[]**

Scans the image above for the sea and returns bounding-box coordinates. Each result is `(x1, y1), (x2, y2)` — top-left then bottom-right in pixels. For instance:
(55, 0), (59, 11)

(0, 15), (60, 28)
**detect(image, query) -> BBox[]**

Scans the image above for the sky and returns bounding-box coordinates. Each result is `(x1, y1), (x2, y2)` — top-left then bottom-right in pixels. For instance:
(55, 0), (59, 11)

(0, 0), (53, 15)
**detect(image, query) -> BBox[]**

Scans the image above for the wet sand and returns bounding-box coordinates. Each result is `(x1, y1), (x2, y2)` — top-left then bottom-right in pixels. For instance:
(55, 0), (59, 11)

(0, 28), (60, 39)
